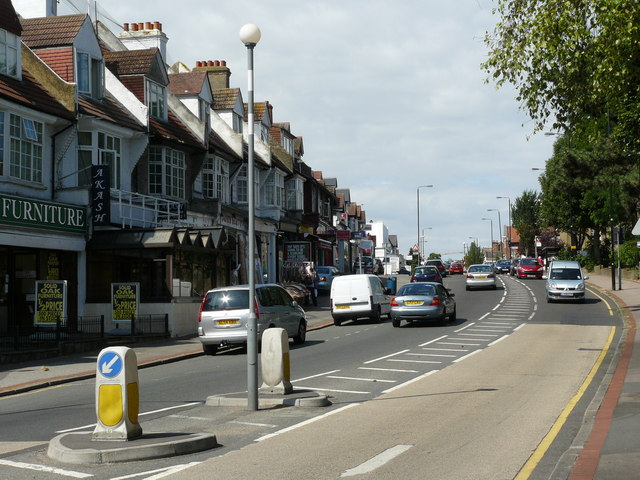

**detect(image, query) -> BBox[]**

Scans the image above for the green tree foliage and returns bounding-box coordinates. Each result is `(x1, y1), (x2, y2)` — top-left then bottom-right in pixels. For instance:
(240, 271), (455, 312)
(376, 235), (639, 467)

(512, 190), (541, 256)
(483, 1), (640, 151)
(427, 252), (441, 260)
(466, 242), (484, 266)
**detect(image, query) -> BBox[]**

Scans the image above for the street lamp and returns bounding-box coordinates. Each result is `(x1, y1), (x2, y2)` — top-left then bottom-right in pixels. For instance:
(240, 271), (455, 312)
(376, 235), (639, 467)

(496, 196), (511, 259)
(416, 185), (433, 264)
(240, 23), (261, 411)
(421, 227), (432, 260)
(487, 208), (502, 258)
(481, 217), (494, 261)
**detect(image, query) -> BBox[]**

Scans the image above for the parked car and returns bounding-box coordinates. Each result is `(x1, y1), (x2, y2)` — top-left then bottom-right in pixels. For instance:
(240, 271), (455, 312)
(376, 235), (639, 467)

(544, 260), (588, 303)
(353, 256), (374, 274)
(425, 259), (447, 277)
(516, 258), (544, 279)
(330, 274), (392, 326)
(398, 266), (411, 275)
(316, 266), (341, 293)
(449, 262), (464, 275)
(466, 264), (497, 290)
(494, 259), (512, 274)
(282, 283), (311, 306)
(510, 258), (521, 276)
(198, 284), (307, 355)
(390, 282), (456, 327)
(411, 265), (443, 284)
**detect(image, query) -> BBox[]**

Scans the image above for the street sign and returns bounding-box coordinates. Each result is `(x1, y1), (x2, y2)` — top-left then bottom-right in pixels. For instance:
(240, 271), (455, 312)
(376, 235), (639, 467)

(97, 351), (123, 379)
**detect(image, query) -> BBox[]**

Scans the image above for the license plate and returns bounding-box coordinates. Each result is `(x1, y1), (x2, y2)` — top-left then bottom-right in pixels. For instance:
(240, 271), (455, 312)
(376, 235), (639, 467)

(560, 293), (573, 297)
(336, 305), (350, 310)
(405, 301), (424, 305)
(218, 319), (239, 325)
(476, 276), (486, 279)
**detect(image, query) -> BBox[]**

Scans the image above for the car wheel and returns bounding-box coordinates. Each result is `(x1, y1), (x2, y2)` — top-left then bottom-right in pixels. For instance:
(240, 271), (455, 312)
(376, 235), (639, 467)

(333, 317), (342, 326)
(392, 318), (401, 328)
(492, 285), (497, 290)
(370, 306), (381, 323)
(202, 344), (218, 355)
(465, 285), (470, 291)
(547, 296), (552, 303)
(449, 305), (457, 321)
(293, 320), (307, 344)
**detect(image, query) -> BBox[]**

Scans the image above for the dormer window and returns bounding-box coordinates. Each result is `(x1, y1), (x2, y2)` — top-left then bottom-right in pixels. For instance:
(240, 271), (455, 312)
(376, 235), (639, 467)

(147, 80), (167, 120)
(0, 29), (20, 79)
(232, 112), (243, 134)
(76, 51), (104, 98)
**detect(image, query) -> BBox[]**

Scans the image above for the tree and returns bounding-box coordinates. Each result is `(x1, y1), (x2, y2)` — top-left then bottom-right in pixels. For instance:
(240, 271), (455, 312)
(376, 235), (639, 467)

(483, 1), (640, 151)
(466, 242), (484, 266)
(428, 252), (441, 260)
(512, 190), (541, 256)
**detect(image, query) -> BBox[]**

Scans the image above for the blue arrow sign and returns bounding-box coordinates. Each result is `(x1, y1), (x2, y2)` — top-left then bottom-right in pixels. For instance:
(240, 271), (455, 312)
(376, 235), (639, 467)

(98, 351), (123, 378)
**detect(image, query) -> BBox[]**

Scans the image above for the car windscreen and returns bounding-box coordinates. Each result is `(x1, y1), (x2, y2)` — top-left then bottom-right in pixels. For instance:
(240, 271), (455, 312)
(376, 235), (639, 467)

(202, 290), (249, 311)
(469, 265), (493, 273)
(414, 267), (437, 275)
(398, 284), (437, 296)
(521, 258), (539, 265)
(550, 268), (582, 280)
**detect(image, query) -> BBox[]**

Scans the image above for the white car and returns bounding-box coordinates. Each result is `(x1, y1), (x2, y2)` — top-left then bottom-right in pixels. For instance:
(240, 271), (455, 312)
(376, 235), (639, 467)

(466, 264), (497, 290)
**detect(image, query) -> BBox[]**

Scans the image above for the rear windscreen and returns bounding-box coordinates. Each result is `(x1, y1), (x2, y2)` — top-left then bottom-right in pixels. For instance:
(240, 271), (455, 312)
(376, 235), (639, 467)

(202, 290), (249, 311)
(398, 284), (436, 296)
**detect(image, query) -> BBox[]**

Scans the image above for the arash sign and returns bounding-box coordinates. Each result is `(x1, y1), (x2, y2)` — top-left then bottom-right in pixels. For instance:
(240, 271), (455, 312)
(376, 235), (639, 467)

(0, 193), (85, 234)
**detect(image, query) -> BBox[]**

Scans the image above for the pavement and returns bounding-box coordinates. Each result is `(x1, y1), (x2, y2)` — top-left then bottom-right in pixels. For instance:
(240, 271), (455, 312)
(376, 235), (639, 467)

(0, 275), (638, 477)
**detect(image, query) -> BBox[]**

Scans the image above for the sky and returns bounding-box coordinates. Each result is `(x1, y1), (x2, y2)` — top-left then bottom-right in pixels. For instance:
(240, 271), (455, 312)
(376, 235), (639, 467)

(59, 0), (556, 260)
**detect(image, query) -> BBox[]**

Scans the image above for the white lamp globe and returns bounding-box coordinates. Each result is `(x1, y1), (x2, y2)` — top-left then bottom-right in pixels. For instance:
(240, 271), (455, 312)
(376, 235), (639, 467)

(239, 24), (261, 45)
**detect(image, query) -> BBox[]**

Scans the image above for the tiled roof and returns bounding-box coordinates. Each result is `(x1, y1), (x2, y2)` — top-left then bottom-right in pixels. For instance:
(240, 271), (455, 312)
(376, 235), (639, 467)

(168, 71), (207, 96)
(0, 68), (74, 120)
(0, 0), (21, 36)
(79, 94), (145, 132)
(212, 88), (240, 110)
(244, 101), (270, 122)
(150, 111), (203, 150)
(20, 14), (86, 48)
(104, 49), (158, 76)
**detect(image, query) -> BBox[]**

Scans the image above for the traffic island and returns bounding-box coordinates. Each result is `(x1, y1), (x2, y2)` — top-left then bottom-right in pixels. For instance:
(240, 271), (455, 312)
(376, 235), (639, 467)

(47, 431), (219, 464)
(206, 389), (331, 408)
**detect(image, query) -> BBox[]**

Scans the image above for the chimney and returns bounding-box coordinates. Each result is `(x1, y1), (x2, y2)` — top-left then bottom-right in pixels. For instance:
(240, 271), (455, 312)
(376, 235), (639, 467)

(193, 60), (232, 89)
(118, 21), (169, 62)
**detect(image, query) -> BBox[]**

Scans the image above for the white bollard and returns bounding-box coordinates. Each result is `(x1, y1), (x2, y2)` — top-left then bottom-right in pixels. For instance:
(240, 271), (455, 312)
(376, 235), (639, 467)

(92, 346), (142, 440)
(260, 328), (293, 394)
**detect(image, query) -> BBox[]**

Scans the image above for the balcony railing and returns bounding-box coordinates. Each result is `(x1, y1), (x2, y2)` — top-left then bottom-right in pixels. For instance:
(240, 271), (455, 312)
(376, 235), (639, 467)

(111, 189), (185, 229)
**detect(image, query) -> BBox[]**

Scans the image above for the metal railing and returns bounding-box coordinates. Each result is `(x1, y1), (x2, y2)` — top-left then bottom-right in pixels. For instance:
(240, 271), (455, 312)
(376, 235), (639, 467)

(111, 189), (184, 228)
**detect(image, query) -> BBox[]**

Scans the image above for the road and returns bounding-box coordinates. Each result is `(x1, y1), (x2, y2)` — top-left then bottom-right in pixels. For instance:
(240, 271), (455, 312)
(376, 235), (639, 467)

(0, 273), (621, 479)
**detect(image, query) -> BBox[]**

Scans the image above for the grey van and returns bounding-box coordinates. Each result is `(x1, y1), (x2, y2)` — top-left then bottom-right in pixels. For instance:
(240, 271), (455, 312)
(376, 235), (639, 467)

(543, 261), (589, 303)
(197, 284), (307, 355)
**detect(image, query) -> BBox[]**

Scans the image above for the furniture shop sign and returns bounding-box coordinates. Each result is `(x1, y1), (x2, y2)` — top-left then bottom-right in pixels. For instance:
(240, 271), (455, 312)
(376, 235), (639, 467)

(0, 193), (86, 234)
(35, 280), (67, 326)
(111, 283), (139, 322)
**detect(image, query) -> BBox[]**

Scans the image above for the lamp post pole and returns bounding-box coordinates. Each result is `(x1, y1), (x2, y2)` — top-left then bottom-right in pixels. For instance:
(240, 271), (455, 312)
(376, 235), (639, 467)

(482, 218), (494, 262)
(240, 23), (261, 411)
(487, 209), (502, 258)
(416, 185), (433, 264)
(421, 227), (432, 261)
(497, 196), (511, 259)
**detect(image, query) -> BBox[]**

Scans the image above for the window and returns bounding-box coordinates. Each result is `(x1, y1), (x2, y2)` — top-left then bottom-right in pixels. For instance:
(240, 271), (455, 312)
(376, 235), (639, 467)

(76, 52), (103, 98)
(286, 177), (303, 211)
(201, 156), (229, 202)
(282, 135), (293, 156)
(148, 146), (185, 199)
(76, 131), (121, 188)
(9, 114), (43, 183)
(0, 111), (4, 175)
(0, 29), (19, 78)
(264, 170), (284, 207)
(236, 164), (248, 204)
(232, 113), (243, 134)
(147, 80), (167, 120)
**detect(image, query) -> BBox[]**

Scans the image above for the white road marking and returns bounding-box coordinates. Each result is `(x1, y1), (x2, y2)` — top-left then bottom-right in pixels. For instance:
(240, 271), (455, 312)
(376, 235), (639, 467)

(327, 375), (396, 383)
(406, 352), (456, 358)
(382, 370), (438, 393)
(56, 402), (201, 433)
(387, 359), (442, 364)
(256, 404), (358, 442)
(359, 367), (418, 373)
(454, 323), (475, 332)
(454, 350), (482, 363)
(0, 459), (92, 478)
(298, 387), (370, 394)
(169, 414), (211, 421)
(422, 347), (469, 352)
(364, 350), (409, 364)
(231, 421), (277, 427)
(341, 444), (414, 477)
(457, 332), (499, 337)
(419, 335), (448, 346)
(437, 341), (481, 346)
(111, 462), (202, 479)
(292, 370), (340, 382)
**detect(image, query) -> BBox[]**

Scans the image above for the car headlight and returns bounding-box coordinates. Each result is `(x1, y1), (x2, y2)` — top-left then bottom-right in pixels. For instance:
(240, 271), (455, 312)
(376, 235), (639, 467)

(577, 283), (584, 290)
(549, 282), (557, 289)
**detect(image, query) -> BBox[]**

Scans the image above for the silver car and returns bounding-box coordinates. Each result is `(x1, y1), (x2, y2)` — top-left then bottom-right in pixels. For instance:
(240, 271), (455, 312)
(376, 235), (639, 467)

(466, 264), (497, 290)
(544, 260), (588, 303)
(197, 284), (307, 355)
(390, 282), (456, 327)
(316, 266), (340, 293)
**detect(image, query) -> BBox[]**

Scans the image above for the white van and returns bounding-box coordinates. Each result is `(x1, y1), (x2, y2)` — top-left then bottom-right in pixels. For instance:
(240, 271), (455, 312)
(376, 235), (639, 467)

(330, 274), (392, 326)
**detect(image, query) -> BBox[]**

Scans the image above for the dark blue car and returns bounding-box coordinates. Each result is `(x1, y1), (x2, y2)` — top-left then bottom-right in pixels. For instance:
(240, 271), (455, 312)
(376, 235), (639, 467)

(411, 266), (443, 284)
